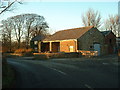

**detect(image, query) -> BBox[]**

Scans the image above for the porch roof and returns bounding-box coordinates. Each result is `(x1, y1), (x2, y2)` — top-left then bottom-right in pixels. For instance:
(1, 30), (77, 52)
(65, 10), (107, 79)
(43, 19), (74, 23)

(31, 35), (45, 41)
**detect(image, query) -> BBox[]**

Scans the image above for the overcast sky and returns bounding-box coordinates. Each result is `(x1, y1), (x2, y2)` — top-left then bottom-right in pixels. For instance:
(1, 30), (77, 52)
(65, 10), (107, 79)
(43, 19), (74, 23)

(0, 0), (119, 34)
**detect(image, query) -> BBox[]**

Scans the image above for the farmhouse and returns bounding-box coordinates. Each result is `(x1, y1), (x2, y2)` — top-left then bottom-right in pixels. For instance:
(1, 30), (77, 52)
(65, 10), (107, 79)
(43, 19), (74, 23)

(31, 26), (108, 55)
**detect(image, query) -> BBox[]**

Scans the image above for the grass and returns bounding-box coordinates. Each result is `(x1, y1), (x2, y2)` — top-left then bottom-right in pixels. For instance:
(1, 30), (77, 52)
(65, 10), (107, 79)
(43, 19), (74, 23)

(2, 56), (15, 88)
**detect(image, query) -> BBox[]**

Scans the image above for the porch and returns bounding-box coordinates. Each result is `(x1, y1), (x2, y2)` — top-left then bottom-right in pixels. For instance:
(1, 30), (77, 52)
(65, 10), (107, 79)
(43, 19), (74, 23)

(38, 41), (60, 53)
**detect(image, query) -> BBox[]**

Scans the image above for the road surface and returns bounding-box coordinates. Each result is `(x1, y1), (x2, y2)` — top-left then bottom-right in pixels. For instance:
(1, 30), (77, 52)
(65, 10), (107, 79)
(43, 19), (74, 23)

(7, 57), (119, 88)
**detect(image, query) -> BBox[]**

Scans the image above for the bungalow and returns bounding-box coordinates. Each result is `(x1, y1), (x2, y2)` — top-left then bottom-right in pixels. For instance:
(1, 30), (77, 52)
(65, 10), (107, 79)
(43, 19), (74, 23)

(31, 26), (108, 55)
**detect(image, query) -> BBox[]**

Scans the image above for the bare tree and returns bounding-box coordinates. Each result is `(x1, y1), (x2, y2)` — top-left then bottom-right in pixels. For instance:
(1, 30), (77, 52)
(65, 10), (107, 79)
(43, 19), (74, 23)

(24, 14), (35, 49)
(1, 19), (13, 52)
(0, 0), (23, 52)
(22, 14), (49, 49)
(1, 14), (49, 49)
(1, 28), (8, 49)
(104, 15), (119, 37)
(82, 8), (101, 28)
(30, 16), (49, 37)
(9, 15), (25, 49)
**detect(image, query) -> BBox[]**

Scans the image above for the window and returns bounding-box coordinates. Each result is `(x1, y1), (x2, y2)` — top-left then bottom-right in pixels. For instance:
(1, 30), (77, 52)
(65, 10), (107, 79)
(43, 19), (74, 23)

(90, 45), (94, 51)
(109, 39), (112, 44)
(34, 41), (38, 45)
(69, 46), (74, 52)
(90, 46), (93, 49)
(34, 47), (38, 51)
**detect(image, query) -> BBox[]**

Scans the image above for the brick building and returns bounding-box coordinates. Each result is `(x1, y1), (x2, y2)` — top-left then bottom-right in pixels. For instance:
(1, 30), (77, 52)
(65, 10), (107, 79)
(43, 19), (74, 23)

(31, 26), (108, 55)
(101, 31), (116, 54)
(116, 37), (120, 50)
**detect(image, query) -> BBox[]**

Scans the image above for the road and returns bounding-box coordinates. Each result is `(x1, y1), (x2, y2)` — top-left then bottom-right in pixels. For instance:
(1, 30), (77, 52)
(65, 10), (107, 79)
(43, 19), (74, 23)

(7, 57), (119, 88)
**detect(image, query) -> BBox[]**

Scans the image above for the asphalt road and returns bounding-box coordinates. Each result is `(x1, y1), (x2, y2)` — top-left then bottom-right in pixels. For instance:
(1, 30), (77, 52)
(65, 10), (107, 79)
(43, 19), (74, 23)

(7, 57), (119, 88)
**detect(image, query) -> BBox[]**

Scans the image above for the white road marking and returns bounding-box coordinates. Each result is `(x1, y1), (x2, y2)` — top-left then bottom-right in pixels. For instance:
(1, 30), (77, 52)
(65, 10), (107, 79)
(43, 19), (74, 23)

(50, 68), (67, 75)
(85, 84), (94, 90)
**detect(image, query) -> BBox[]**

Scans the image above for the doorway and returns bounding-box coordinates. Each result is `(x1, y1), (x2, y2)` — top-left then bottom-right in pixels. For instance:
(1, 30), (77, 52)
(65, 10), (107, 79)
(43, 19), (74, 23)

(94, 43), (100, 56)
(69, 46), (74, 52)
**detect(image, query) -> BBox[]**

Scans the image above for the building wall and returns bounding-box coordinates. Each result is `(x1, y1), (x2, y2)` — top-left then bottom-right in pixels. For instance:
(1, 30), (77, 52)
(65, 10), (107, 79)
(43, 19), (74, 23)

(105, 32), (116, 54)
(30, 41), (38, 52)
(60, 40), (77, 52)
(116, 37), (120, 50)
(77, 28), (107, 55)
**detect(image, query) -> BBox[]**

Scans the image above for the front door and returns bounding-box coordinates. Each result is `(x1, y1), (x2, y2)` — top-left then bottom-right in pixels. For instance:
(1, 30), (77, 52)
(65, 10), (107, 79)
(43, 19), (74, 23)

(94, 44), (100, 56)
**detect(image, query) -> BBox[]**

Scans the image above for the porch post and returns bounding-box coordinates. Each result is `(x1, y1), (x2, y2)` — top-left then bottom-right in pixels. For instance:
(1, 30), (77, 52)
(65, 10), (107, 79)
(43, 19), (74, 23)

(38, 41), (41, 53)
(50, 42), (52, 52)
(75, 40), (78, 52)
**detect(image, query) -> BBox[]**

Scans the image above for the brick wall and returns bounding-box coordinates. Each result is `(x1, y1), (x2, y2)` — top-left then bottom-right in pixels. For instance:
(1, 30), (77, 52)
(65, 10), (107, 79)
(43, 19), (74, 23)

(104, 32), (116, 54)
(60, 40), (77, 52)
(77, 28), (107, 55)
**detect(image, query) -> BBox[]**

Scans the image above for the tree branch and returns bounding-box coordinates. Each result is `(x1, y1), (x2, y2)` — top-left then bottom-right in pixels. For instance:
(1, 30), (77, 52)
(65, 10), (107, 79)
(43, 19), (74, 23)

(0, 0), (16, 14)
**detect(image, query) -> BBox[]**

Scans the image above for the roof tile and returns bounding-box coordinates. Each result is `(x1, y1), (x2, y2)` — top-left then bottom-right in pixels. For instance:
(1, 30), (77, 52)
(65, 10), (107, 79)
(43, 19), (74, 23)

(43, 26), (94, 41)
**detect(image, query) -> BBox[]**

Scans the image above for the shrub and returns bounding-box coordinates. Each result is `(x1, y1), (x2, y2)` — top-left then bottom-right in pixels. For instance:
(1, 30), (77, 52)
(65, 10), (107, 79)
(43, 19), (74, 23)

(14, 48), (33, 53)
(12, 48), (33, 57)
(34, 54), (48, 60)
(23, 52), (33, 57)
(33, 52), (82, 59)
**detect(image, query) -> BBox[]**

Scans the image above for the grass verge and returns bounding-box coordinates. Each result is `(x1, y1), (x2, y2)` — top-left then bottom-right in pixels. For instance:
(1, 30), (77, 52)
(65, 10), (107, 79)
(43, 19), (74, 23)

(2, 57), (16, 88)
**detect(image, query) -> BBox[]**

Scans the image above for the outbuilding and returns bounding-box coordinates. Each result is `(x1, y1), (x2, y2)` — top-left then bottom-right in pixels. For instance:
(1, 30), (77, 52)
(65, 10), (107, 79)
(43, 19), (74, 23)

(31, 26), (107, 56)
(101, 31), (116, 54)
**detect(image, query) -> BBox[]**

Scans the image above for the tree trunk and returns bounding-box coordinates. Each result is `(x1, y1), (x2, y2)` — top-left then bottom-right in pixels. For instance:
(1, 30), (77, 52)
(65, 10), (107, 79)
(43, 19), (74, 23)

(18, 39), (21, 49)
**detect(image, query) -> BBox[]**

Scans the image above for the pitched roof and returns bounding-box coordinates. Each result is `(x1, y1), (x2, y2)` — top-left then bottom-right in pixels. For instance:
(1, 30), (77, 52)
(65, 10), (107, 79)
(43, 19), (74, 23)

(31, 35), (45, 41)
(43, 26), (94, 41)
(101, 31), (112, 36)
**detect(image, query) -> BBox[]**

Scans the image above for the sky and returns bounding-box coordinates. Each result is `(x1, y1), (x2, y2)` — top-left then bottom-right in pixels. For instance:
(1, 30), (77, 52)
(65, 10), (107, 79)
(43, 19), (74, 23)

(0, 0), (119, 34)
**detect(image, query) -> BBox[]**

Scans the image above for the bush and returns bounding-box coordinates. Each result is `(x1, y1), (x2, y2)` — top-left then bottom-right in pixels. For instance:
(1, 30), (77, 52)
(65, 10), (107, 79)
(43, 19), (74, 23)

(34, 54), (48, 60)
(23, 52), (33, 57)
(33, 52), (82, 59)
(14, 48), (33, 57)
(14, 48), (33, 53)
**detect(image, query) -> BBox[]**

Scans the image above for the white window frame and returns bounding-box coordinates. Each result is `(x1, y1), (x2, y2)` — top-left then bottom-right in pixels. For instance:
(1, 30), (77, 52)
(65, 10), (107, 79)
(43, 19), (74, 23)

(34, 41), (38, 45)
(34, 47), (38, 51)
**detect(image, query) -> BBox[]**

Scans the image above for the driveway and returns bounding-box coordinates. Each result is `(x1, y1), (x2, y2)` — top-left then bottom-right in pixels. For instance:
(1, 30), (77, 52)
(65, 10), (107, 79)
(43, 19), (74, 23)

(7, 57), (119, 88)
